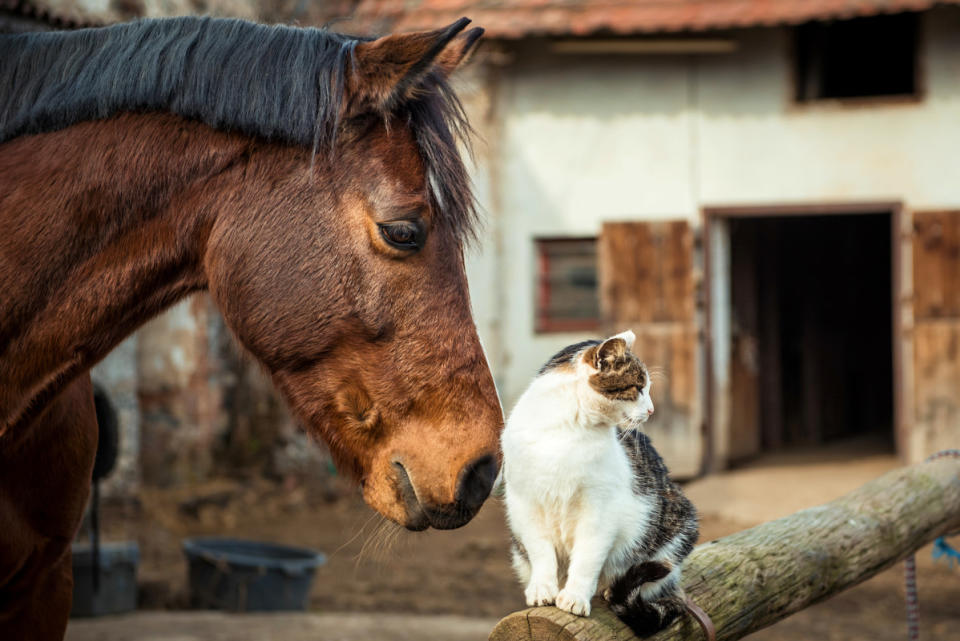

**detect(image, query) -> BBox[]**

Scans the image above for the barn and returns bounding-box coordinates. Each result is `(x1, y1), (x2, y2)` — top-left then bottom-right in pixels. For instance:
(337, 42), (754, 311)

(341, 0), (960, 476)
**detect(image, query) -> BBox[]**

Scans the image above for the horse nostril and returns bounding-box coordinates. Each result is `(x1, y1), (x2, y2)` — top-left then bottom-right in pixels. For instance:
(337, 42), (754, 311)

(391, 461), (429, 531)
(455, 454), (498, 513)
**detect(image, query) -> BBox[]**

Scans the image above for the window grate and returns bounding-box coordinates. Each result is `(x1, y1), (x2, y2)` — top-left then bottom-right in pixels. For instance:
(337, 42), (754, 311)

(535, 238), (600, 333)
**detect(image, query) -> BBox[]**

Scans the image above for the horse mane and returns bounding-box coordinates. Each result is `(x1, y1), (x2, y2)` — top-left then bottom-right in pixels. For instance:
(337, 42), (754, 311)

(0, 16), (478, 240)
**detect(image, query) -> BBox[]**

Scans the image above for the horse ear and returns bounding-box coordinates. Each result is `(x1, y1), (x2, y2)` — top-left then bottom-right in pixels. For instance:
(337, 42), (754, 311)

(431, 25), (484, 78)
(348, 18), (482, 114)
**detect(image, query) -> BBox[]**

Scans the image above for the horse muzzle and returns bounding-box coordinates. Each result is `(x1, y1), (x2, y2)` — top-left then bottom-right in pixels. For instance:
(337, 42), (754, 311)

(391, 454), (498, 531)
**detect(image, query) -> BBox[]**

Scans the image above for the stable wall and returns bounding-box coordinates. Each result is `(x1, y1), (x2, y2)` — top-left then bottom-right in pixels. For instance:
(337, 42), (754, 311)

(465, 8), (960, 468)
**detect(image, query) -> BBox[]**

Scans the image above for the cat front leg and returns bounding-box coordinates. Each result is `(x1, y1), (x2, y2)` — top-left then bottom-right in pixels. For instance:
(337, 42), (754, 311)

(522, 535), (560, 606)
(507, 498), (560, 606)
(556, 525), (615, 617)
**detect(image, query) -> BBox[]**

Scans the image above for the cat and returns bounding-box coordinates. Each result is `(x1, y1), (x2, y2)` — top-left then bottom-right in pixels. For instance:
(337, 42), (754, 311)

(500, 330), (699, 636)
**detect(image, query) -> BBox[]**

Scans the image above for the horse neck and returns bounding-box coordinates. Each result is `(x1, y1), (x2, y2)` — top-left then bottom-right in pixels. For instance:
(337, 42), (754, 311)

(0, 112), (249, 437)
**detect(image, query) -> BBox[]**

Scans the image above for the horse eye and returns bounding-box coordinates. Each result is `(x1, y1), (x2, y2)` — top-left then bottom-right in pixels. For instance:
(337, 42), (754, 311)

(378, 220), (425, 251)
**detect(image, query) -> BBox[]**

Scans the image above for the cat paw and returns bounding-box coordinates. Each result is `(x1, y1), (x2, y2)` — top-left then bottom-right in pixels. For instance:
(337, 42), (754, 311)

(525, 581), (559, 606)
(556, 588), (592, 616)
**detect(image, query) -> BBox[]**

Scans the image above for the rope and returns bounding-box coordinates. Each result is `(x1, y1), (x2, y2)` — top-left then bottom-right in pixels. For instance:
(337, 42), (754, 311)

(905, 554), (918, 641)
(904, 449), (960, 641)
(932, 537), (960, 568)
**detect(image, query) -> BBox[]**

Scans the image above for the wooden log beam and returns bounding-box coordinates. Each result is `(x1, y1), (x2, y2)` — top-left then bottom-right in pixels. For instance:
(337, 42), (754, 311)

(489, 456), (960, 641)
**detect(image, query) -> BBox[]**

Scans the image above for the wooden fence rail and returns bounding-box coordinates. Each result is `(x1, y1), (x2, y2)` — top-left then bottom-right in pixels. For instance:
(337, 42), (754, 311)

(489, 456), (960, 641)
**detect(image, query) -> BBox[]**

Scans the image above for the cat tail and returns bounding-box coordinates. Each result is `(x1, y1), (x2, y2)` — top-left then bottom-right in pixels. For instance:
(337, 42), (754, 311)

(606, 562), (686, 638)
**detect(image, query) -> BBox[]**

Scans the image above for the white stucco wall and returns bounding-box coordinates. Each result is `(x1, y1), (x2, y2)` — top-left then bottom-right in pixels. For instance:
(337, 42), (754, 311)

(467, 8), (960, 412)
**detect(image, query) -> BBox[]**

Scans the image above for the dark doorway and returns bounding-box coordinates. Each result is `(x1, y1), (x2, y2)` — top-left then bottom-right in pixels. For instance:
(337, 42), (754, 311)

(728, 213), (894, 452)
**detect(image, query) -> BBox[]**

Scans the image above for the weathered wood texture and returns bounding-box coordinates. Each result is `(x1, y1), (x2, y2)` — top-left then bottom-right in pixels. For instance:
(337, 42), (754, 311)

(913, 211), (960, 320)
(600, 221), (695, 325)
(489, 456), (960, 641)
(912, 211), (960, 460)
(599, 221), (701, 478)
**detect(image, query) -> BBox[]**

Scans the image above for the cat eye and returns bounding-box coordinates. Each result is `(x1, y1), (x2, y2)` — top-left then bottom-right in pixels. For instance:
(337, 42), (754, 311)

(378, 220), (426, 251)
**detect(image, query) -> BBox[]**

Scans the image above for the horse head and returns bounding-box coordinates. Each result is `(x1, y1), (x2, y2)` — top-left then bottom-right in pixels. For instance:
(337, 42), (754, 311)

(203, 20), (502, 530)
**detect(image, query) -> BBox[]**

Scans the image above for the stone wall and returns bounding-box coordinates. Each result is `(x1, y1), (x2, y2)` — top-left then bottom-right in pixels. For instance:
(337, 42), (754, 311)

(93, 293), (335, 495)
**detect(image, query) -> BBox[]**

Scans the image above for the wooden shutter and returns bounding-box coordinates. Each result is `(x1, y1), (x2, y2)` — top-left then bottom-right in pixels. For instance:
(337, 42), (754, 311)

(911, 211), (960, 460)
(599, 221), (702, 478)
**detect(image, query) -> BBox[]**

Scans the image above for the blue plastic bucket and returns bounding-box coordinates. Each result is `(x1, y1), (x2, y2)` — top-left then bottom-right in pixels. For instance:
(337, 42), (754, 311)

(182, 538), (325, 612)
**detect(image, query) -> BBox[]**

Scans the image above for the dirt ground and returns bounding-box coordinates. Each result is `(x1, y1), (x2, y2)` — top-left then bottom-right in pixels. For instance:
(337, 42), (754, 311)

(68, 442), (960, 640)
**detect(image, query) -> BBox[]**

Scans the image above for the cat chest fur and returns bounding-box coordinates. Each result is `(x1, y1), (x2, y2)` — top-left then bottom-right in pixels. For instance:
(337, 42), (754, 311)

(502, 381), (654, 573)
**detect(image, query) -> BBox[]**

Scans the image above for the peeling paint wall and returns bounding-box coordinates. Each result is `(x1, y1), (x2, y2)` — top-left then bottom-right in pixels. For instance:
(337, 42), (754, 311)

(95, 291), (332, 493)
(137, 295), (228, 486)
(467, 9), (960, 469)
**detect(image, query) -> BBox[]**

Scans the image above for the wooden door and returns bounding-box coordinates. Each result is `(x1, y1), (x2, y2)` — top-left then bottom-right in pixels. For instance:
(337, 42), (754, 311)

(910, 210), (960, 460)
(599, 221), (703, 478)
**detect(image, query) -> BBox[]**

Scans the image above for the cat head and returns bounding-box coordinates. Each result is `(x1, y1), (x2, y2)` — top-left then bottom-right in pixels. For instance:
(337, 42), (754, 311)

(579, 330), (654, 423)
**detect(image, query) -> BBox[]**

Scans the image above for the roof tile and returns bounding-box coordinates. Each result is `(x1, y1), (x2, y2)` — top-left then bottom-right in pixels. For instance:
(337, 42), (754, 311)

(339, 0), (959, 36)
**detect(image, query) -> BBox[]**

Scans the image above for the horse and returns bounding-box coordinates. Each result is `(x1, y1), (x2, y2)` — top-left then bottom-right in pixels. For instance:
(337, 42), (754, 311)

(0, 16), (503, 640)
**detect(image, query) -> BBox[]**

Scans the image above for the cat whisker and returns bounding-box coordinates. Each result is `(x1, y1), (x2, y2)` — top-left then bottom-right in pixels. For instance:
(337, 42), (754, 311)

(647, 367), (668, 384)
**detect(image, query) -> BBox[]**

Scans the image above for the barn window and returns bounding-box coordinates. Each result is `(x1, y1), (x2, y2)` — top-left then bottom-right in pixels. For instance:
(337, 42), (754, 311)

(795, 13), (918, 102)
(535, 238), (599, 332)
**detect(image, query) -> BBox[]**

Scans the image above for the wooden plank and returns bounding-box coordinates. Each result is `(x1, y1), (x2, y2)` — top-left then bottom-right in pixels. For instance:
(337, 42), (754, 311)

(598, 221), (701, 477)
(913, 211), (960, 320)
(912, 210), (960, 460)
(489, 456), (960, 641)
(913, 320), (960, 457)
(599, 221), (694, 325)
(632, 325), (700, 477)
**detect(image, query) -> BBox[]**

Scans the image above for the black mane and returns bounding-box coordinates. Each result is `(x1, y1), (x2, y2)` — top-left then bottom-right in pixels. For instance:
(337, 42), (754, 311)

(0, 16), (478, 239)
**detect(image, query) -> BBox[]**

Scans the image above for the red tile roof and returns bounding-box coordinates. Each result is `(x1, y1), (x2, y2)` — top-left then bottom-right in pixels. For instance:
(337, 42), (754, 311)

(0, 0), (103, 29)
(340, 0), (960, 37)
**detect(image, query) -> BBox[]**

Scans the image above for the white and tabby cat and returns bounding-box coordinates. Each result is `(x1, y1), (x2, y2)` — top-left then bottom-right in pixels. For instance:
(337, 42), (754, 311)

(501, 330), (699, 636)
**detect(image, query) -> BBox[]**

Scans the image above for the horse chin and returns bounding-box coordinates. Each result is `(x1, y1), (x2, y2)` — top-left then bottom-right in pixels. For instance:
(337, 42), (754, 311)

(400, 507), (432, 532)
(361, 460), (485, 532)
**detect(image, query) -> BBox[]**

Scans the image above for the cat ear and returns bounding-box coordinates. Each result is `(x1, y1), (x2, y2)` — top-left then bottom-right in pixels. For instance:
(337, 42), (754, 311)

(612, 330), (636, 351)
(596, 337), (627, 365)
(584, 334), (629, 370)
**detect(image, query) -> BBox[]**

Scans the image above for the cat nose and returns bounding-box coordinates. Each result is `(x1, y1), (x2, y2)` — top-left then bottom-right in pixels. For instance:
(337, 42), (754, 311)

(647, 406), (655, 416)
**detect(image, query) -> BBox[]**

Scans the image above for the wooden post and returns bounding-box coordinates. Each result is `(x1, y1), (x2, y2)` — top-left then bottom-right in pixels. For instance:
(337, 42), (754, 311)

(489, 456), (960, 641)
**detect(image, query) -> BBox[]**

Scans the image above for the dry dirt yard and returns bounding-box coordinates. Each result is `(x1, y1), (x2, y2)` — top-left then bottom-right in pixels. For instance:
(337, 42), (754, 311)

(67, 442), (959, 641)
